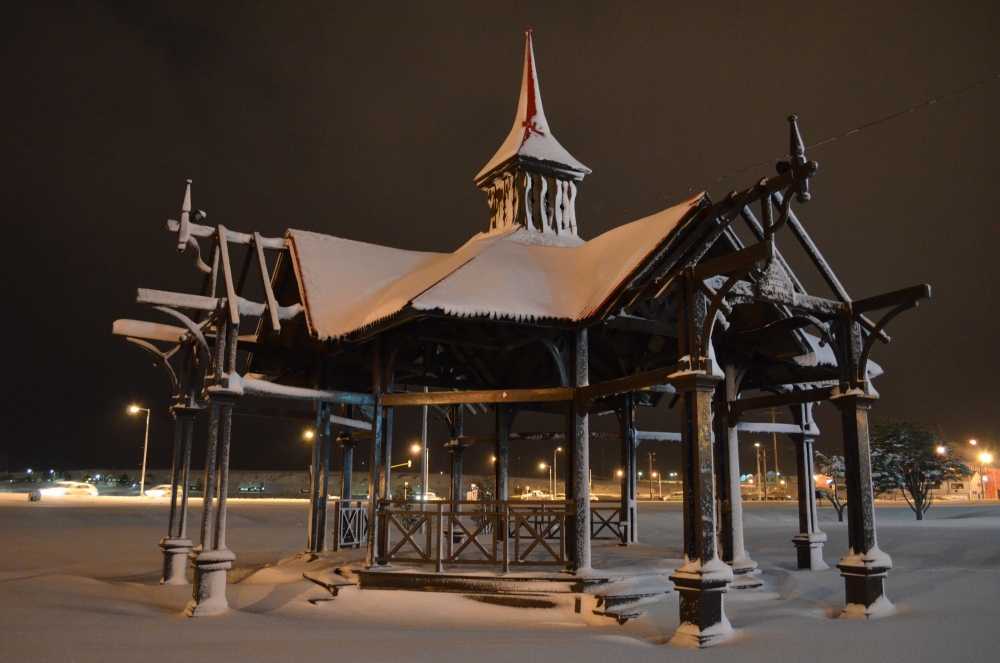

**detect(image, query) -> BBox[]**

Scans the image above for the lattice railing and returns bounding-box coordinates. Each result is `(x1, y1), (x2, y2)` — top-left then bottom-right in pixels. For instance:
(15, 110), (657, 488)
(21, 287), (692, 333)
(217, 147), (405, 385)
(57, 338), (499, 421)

(331, 499), (369, 551)
(590, 506), (623, 540)
(374, 500), (572, 572)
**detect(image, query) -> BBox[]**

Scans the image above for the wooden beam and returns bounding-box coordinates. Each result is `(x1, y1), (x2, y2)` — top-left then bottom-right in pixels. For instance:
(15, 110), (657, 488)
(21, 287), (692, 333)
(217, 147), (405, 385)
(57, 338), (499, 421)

(578, 364), (679, 406)
(167, 218), (286, 249)
(137, 288), (219, 311)
(691, 240), (773, 281)
(735, 422), (803, 434)
(729, 387), (835, 424)
(380, 387), (574, 407)
(112, 319), (186, 344)
(604, 314), (677, 337)
(851, 284), (931, 315)
(218, 224), (240, 325)
(253, 232), (281, 334)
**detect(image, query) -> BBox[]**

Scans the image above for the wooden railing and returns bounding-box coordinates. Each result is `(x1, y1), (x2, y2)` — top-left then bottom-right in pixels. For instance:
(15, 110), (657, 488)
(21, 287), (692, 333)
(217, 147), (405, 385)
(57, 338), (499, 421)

(590, 505), (623, 540)
(374, 500), (571, 572)
(330, 499), (369, 551)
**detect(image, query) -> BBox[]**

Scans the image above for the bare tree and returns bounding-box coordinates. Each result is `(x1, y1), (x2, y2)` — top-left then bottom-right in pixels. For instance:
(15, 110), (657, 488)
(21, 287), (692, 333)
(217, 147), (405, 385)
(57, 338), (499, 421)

(815, 452), (846, 521)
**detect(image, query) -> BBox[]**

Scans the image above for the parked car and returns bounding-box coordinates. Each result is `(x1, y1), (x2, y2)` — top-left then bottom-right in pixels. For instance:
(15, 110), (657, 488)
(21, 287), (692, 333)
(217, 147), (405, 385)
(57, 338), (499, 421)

(38, 481), (98, 497)
(414, 491), (443, 501)
(662, 491), (684, 501)
(144, 484), (174, 498)
(519, 489), (552, 500)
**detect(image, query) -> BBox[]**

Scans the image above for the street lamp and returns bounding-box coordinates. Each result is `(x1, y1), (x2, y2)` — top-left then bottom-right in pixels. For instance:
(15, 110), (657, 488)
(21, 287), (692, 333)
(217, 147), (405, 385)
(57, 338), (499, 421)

(970, 439), (978, 446)
(410, 442), (427, 499)
(128, 405), (151, 496)
(553, 447), (562, 499)
(539, 462), (553, 498)
(304, 430), (314, 440)
(936, 445), (947, 455)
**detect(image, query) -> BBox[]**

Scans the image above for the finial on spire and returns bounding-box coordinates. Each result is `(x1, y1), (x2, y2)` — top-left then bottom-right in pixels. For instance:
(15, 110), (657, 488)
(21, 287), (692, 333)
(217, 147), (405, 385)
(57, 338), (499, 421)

(475, 32), (590, 238)
(788, 116), (811, 202)
(177, 179), (193, 252)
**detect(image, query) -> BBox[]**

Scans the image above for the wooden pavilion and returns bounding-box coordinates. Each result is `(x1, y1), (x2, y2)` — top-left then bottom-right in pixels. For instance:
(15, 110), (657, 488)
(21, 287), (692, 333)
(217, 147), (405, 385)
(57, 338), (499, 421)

(114, 32), (929, 646)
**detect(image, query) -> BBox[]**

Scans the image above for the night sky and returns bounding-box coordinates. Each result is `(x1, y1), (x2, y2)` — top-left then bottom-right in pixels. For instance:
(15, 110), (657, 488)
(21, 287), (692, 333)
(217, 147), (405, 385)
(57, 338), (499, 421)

(2, 2), (998, 480)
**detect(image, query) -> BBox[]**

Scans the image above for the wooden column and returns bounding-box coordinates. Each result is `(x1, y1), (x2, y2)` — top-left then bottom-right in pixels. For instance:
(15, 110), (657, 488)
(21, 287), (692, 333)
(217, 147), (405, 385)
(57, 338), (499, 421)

(159, 402), (198, 585)
(615, 392), (638, 545)
(714, 366), (761, 588)
(790, 402), (828, 570)
(307, 404), (332, 553)
(832, 316), (893, 618)
(186, 314), (239, 617)
(669, 372), (733, 646)
(834, 392), (893, 616)
(340, 433), (358, 499)
(447, 441), (468, 501)
(566, 329), (591, 572)
(365, 340), (385, 568)
(494, 405), (511, 501)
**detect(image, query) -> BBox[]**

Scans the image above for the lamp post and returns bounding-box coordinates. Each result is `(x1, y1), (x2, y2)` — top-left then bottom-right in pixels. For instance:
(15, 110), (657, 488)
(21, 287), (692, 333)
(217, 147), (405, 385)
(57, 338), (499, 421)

(539, 462), (552, 497)
(754, 442), (763, 501)
(553, 446), (562, 498)
(410, 443), (426, 499)
(129, 406), (151, 496)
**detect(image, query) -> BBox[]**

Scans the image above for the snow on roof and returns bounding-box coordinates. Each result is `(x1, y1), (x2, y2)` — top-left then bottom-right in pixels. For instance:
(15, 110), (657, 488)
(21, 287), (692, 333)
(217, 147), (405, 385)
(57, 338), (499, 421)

(475, 31), (590, 182)
(288, 194), (703, 340)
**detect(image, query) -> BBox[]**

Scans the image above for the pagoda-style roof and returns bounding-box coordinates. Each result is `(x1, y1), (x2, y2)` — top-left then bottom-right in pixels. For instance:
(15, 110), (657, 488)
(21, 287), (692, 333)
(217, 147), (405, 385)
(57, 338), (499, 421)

(288, 194), (702, 340)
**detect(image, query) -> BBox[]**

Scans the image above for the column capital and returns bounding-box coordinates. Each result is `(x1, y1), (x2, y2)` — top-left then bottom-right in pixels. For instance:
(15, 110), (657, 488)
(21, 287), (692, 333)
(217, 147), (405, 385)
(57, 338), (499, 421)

(337, 434), (361, 449)
(830, 392), (878, 411)
(444, 440), (469, 453)
(669, 371), (723, 394)
(170, 403), (203, 419)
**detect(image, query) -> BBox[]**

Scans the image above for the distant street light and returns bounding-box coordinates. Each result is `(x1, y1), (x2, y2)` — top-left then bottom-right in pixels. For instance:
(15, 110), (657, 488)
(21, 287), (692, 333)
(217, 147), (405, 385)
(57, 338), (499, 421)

(553, 447), (563, 499)
(304, 430), (314, 440)
(128, 405), (151, 496)
(539, 462), (553, 498)
(936, 446), (947, 455)
(970, 439), (978, 446)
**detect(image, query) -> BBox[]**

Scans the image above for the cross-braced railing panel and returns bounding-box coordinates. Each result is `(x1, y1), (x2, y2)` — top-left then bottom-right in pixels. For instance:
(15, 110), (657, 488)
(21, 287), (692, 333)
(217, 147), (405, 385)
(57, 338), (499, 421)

(374, 500), (572, 571)
(331, 500), (369, 551)
(590, 506), (623, 540)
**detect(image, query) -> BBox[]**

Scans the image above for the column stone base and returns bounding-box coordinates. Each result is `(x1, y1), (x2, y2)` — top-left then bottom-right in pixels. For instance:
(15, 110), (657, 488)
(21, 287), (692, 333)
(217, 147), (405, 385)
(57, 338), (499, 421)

(159, 536), (193, 585)
(727, 554), (763, 589)
(837, 548), (895, 619)
(669, 561), (735, 647)
(793, 532), (829, 571)
(184, 547), (235, 617)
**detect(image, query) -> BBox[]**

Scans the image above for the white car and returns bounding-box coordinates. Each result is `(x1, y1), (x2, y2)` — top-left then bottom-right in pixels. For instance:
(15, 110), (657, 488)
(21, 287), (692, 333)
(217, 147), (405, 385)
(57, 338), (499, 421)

(144, 484), (174, 498)
(414, 492), (443, 501)
(519, 490), (552, 500)
(39, 481), (99, 497)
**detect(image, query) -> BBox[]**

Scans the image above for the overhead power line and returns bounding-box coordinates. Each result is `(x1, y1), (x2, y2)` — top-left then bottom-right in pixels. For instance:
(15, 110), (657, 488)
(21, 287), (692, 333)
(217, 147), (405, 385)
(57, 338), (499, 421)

(684, 72), (1000, 194)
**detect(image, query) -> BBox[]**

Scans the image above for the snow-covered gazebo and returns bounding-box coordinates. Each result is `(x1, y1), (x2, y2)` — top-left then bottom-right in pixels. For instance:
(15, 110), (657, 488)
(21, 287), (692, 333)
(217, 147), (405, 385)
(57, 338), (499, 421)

(115, 31), (929, 647)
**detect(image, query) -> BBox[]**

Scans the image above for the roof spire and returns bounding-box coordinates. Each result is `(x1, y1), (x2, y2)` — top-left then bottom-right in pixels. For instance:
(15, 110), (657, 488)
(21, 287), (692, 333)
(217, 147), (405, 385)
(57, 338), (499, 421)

(475, 32), (590, 239)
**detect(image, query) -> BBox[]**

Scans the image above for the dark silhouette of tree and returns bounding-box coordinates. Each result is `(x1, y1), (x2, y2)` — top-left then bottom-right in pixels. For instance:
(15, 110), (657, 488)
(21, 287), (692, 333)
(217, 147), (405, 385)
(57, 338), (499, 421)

(870, 421), (970, 520)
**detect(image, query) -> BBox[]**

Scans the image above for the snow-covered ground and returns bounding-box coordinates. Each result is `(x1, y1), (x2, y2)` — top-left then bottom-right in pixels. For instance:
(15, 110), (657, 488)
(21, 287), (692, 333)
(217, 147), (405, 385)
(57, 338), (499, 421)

(2, 493), (998, 661)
